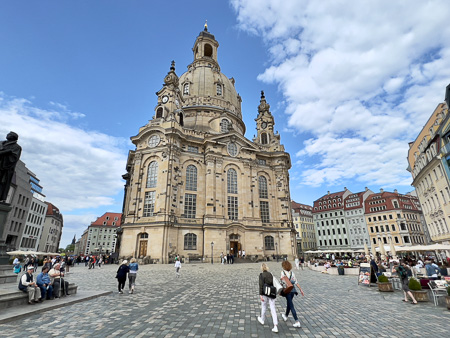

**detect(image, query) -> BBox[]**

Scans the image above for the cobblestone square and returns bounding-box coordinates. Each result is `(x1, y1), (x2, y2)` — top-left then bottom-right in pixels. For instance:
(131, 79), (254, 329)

(1, 262), (448, 337)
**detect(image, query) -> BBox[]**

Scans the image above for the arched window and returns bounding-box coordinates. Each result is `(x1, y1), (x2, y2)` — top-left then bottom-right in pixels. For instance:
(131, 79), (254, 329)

(259, 176), (268, 199)
(156, 107), (163, 119)
(140, 233), (148, 239)
(261, 133), (268, 144)
(204, 44), (213, 57)
(221, 119), (230, 133)
(146, 161), (158, 188)
(185, 165), (197, 191)
(227, 168), (238, 220)
(227, 169), (237, 194)
(264, 236), (274, 250)
(216, 84), (222, 96)
(184, 233), (197, 250)
(183, 83), (189, 95)
(179, 113), (184, 127)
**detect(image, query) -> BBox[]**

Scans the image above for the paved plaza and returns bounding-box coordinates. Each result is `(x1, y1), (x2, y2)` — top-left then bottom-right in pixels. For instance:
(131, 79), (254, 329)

(0, 262), (449, 337)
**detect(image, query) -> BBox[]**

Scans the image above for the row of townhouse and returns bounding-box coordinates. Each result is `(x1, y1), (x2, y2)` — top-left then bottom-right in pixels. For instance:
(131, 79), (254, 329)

(292, 187), (428, 254)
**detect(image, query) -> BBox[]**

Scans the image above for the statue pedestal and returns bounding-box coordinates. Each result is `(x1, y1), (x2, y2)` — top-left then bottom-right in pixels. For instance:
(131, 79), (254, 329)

(0, 203), (12, 266)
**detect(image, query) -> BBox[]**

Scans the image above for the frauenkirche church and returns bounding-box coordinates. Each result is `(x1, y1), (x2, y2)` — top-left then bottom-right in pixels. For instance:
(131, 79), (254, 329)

(119, 25), (295, 263)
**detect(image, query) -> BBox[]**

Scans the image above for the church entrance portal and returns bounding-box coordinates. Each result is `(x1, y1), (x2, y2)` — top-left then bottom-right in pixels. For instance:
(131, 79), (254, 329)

(229, 234), (240, 256)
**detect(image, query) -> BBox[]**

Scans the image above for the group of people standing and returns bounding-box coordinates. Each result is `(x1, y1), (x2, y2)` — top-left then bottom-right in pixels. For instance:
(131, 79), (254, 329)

(257, 260), (304, 333)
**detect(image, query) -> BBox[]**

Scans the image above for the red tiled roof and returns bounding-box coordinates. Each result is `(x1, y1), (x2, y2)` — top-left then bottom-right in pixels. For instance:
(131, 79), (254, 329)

(91, 212), (122, 226)
(45, 202), (60, 216)
(291, 201), (312, 211)
(313, 191), (346, 211)
(344, 191), (365, 211)
(364, 191), (421, 214)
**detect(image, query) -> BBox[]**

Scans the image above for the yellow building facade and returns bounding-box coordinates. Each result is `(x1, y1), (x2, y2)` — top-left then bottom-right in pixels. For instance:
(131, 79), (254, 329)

(408, 93), (450, 247)
(119, 27), (295, 263)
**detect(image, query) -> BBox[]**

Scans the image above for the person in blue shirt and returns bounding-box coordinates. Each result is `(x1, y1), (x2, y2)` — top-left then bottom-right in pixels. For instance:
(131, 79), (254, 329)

(128, 258), (139, 294)
(36, 266), (54, 300)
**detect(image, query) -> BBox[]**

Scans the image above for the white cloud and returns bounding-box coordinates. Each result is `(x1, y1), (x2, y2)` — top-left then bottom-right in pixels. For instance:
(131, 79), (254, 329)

(0, 93), (128, 212)
(232, 0), (450, 189)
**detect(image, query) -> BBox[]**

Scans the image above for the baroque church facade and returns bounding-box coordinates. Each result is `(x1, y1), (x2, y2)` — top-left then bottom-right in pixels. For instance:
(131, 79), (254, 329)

(119, 27), (295, 263)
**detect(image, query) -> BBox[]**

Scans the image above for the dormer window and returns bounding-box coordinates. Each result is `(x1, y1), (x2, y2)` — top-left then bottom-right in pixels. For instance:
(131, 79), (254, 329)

(217, 84), (222, 96)
(221, 119), (230, 133)
(183, 83), (190, 95)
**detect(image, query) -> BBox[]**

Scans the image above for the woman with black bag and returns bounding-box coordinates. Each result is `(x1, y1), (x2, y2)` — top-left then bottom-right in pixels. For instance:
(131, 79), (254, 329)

(280, 260), (304, 328)
(257, 263), (279, 333)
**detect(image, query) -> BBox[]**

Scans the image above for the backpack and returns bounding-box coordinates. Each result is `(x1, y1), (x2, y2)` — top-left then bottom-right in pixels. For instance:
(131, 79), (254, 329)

(397, 265), (408, 279)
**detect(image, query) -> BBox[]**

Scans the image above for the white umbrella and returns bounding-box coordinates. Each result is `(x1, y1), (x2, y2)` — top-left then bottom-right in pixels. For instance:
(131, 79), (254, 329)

(6, 250), (28, 255)
(389, 237), (397, 259)
(364, 243), (369, 256)
(370, 242), (377, 258)
(379, 242), (386, 259)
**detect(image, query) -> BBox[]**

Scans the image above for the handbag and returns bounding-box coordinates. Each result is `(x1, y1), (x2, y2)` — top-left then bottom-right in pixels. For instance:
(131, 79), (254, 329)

(263, 284), (277, 298)
(280, 271), (294, 296)
(272, 275), (283, 294)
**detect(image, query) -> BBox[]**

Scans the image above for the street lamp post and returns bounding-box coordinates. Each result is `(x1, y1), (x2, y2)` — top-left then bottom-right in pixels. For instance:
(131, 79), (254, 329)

(211, 242), (214, 264)
(275, 242), (278, 262)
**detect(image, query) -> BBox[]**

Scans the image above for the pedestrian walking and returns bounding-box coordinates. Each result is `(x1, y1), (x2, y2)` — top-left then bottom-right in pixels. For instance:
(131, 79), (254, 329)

(174, 257), (181, 278)
(98, 256), (103, 268)
(128, 258), (138, 293)
(280, 260), (304, 328)
(257, 263), (278, 333)
(294, 257), (300, 270)
(392, 261), (418, 304)
(116, 260), (129, 294)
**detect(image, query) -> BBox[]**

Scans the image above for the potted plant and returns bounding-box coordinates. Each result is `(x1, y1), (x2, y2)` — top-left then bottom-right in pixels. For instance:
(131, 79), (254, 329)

(408, 277), (429, 302)
(446, 286), (450, 310)
(377, 274), (393, 292)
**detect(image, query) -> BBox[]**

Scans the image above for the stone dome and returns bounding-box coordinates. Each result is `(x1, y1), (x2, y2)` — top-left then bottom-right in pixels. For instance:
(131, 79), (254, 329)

(177, 29), (244, 134)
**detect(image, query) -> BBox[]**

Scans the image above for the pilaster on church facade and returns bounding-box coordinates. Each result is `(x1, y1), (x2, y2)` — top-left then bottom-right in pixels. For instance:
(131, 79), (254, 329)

(119, 26), (295, 263)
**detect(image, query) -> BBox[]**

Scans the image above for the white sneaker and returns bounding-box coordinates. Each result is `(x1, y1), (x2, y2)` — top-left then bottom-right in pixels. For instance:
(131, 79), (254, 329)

(282, 314), (288, 322)
(119, 291), (123, 294)
(293, 321), (301, 328)
(128, 291), (132, 294)
(257, 316), (264, 325)
(272, 326), (278, 333)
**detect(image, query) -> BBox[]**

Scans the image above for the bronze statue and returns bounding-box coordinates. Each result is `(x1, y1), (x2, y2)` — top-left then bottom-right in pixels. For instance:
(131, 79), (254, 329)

(0, 132), (22, 202)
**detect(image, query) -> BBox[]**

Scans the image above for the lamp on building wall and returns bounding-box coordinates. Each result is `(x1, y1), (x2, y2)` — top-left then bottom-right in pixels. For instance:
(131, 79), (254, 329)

(211, 242), (214, 264)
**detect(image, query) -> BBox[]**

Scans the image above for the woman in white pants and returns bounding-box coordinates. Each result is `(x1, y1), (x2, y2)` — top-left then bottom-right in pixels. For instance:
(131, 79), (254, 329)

(257, 263), (279, 333)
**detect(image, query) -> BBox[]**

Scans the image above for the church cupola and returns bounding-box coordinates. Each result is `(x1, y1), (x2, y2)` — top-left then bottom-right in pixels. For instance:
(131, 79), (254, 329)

(154, 61), (184, 125)
(192, 21), (220, 69)
(254, 91), (280, 148)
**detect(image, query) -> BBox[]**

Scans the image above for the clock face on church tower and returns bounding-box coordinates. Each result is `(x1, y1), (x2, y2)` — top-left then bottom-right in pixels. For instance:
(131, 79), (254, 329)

(261, 122), (267, 129)
(162, 95), (169, 104)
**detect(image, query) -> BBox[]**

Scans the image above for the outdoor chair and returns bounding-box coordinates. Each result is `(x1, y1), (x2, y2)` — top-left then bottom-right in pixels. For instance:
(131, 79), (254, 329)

(427, 281), (447, 306)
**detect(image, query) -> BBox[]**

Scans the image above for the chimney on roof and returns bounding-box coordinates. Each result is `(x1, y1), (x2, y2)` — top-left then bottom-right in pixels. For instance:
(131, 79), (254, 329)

(327, 191), (330, 195)
(394, 189), (398, 194)
(380, 188), (384, 193)
(365, 187), (368, 191)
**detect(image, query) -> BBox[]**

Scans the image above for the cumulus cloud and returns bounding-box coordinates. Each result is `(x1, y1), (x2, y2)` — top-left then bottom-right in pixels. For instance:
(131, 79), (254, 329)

(232, 0), (450, 189)
(0, 93), (128, 212)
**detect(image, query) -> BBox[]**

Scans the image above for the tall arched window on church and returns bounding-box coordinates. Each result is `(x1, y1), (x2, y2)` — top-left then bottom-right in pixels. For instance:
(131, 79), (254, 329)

(216, 84), (222, 96)
(185, 165), (197, 191)
(258, 176), (268, 199)
(183, 83), (189, 95)
(221, 119), (230, 133)
(227, 168), (238, 220)
(146, 161), (158, 188)
(264, 235), (274, 250)
(156, 107), (163, 119)
(259, 176), (270, 223)
(184, 233), (197, 250)
(261, 133), (268, 144)
(179, 113), (184, 126)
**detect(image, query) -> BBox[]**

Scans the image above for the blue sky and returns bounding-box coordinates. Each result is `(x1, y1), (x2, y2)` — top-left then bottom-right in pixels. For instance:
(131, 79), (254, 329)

(1, 1), (450, 247)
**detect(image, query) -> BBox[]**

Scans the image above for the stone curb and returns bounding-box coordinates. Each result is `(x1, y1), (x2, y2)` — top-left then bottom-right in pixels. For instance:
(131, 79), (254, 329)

(0, 290), (112, 324)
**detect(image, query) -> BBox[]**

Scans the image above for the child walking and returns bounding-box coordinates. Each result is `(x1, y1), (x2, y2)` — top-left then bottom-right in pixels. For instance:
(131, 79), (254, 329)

(174, 257), (181, 278)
